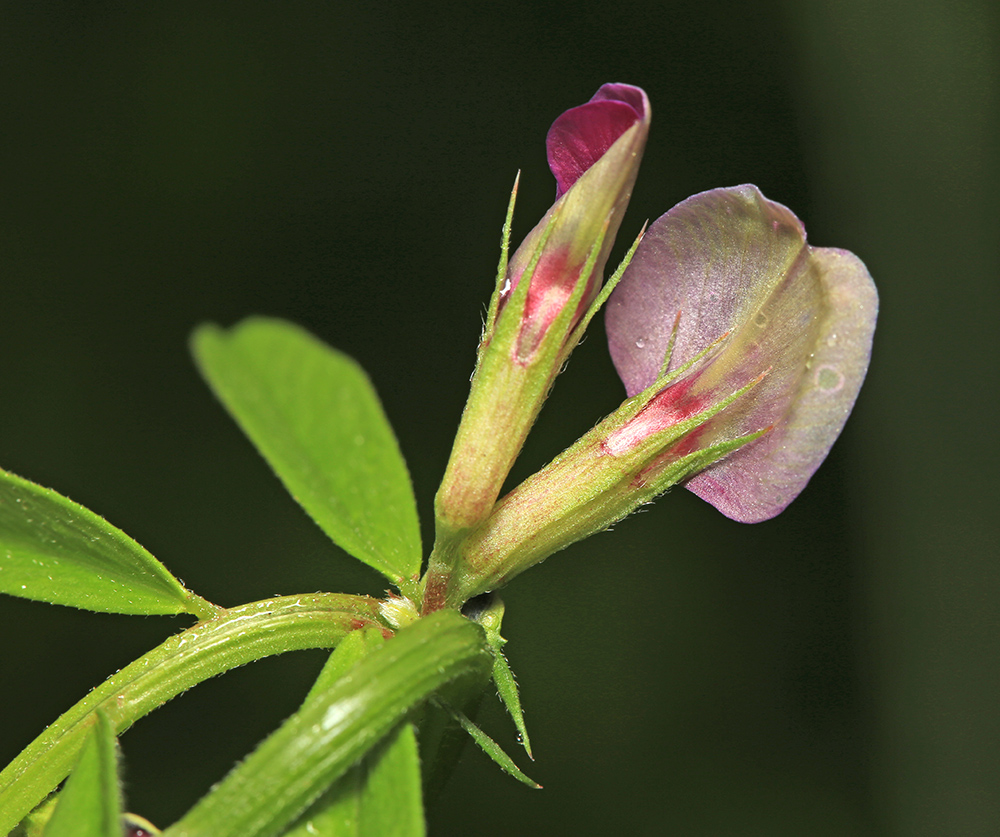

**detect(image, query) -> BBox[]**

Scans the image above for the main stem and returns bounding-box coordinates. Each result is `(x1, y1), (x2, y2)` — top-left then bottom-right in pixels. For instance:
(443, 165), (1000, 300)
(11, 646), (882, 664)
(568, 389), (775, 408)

(0, 593), (387, 835)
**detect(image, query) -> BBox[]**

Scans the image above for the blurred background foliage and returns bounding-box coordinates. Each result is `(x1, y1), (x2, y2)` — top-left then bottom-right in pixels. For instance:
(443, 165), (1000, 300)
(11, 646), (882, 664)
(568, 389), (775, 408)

(1, 1), (996, 834)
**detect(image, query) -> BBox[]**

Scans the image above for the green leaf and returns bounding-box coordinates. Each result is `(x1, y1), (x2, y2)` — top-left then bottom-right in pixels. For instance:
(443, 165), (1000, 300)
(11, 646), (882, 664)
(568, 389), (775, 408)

(43, 712), (121, 837)
(434, 699), (540, 789)
(465, 593), (533, 758)
(488, 647), (532, 758)
(164, 610), (491, 837)
(283, 760), (364, 837)
(0, 469), (209, 617)
(303, 627), (386, 705)
(356, 723), (424, 836)
(192, 318), (421, 590)
(286, 631), (423, 836)
(283, 723), (424, 837)
(10, 794), (57, 837)
(285, 631), (377, 836)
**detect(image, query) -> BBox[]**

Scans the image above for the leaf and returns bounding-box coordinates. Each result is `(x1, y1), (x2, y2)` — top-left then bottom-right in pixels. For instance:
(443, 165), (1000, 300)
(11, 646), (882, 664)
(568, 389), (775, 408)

(434, 699), (540, 789)
(43, 712), (121, 837)
(286, 634), (424, 837)
(357, 723), (424, 836)
(463, 593), (532, 758)
(192, 318), (421, 588)
(283, 763), (364, 837)
(302, 626), (386, 706)
(353, 723), (424, 837)
(164, 610), (491, 837)
(283, 723), (424, 837)
(285, 630), (380, 836)
(487, 645), (532, 759)
(0, 469), (205, 616)
(10, 794), (56, 837)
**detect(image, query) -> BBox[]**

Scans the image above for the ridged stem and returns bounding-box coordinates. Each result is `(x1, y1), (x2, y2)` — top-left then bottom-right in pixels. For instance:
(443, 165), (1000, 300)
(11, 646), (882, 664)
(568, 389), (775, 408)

(0, 593), (385, 835)
(164, 610), (491, 837)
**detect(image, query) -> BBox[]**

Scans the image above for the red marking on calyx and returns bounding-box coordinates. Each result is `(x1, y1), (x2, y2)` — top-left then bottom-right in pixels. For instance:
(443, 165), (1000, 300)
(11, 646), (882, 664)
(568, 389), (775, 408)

(629, 425), (709, 487)
(522, 248), (576, 332)
(512, 247), (597, 361)
(603, 377), (706, 456)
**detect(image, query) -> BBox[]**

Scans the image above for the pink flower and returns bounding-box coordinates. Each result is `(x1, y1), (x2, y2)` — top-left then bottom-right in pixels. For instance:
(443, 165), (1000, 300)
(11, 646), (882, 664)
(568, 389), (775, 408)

(606, 185), (878, 522)
(443, 186), (877, 605)
(429, 90), (878, 609)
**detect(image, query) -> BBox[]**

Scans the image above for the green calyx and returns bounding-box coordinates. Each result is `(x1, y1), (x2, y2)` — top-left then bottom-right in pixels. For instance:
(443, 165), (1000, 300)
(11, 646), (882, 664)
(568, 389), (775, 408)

(437, 364), (772, 608)
(429, 187), (645, 610)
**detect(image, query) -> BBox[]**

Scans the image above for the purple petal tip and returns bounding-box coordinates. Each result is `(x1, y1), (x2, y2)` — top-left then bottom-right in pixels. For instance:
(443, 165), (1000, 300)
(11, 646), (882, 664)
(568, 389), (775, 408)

(546, 83), (649, 198)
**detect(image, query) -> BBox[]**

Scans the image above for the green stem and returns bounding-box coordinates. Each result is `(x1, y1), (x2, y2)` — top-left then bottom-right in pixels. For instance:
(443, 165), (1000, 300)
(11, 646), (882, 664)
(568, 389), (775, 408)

(420, 537), (461, 615)
(184, 591), (225, 621)
(0, 593), (386, 835)
(164, 610), (491, 837)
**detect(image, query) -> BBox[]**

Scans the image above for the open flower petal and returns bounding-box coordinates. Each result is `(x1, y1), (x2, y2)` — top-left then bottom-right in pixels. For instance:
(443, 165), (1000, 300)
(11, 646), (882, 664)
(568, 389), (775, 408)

(606, 185), (877, 522)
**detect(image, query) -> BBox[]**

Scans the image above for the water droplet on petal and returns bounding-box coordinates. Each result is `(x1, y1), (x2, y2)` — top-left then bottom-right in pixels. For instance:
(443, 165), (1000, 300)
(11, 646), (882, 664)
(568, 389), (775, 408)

(815, 365), (844, 392)
(635, 338), (645, 349)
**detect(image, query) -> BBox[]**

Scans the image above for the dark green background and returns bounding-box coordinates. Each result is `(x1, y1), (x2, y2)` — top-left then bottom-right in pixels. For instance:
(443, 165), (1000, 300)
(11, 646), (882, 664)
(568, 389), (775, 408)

(2, 1), (996, 834)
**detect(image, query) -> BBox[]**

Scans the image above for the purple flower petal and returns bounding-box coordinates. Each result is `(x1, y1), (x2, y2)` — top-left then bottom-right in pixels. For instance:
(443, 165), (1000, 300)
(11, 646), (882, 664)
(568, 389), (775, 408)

(605, 185), (878, 522)
(547, 83), (648, 198)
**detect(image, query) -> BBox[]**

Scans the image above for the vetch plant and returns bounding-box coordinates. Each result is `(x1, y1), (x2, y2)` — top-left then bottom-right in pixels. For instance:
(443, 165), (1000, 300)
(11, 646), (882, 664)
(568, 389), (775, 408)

(0, 83), (876, 836)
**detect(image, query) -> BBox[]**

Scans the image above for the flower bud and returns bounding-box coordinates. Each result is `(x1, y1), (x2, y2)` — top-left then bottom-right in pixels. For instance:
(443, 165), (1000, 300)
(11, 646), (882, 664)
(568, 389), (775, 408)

(434, 85), (650, 537)
(500, 83), (651, 360)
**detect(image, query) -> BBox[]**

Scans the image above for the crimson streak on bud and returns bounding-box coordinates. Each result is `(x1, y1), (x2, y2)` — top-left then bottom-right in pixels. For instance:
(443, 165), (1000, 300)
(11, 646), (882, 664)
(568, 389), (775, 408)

(602, 377), (705, 456)
(498, 84), (650, 361)
(440, 358), (769, 606)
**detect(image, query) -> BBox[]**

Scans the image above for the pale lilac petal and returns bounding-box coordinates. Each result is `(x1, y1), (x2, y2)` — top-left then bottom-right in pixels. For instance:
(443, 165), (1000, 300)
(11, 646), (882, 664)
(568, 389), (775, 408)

(606, 185), (877, 522)
(607, 186), (804, 395)
(547, 84), (649, 198)
(687, 247), (877, 521)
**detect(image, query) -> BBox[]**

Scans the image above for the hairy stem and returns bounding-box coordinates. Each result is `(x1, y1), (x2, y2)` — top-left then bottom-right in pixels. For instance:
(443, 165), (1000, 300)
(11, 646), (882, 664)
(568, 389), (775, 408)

(0, 593), (386, 834)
